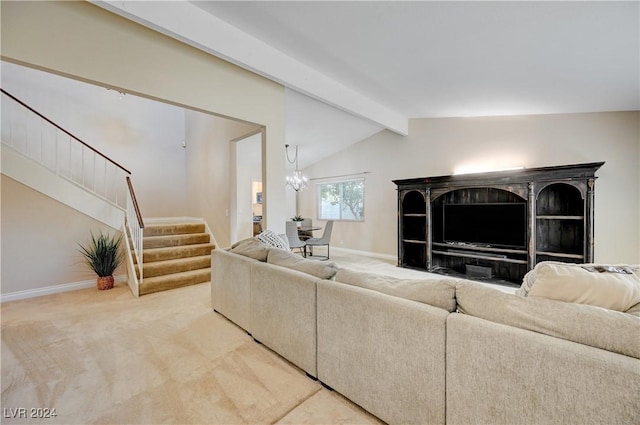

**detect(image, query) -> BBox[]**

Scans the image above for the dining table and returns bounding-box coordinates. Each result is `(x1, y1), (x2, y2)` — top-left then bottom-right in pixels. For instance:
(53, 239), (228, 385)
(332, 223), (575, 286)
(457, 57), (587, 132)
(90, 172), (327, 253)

(297, 226), (322, 233)
(297, 226), (321, 242)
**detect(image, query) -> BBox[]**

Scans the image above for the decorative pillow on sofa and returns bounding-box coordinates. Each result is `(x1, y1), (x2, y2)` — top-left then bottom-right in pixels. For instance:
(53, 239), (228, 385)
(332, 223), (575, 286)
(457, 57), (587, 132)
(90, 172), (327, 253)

(517, 261), (640, 312)
(229, 237), (270, 261)
(257, 230), (289, 250)
(334, 269), (458, 313)
(267, 248), (338, 280)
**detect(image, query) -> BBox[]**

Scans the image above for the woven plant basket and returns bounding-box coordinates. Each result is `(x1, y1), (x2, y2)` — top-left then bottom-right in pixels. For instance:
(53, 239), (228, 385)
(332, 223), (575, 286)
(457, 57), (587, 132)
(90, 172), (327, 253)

(97, 275), (115, 291)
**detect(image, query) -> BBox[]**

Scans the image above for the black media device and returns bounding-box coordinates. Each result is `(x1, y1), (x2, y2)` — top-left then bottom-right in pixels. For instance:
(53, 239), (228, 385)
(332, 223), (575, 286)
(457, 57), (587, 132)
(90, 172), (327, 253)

(443, 203), (527, 249)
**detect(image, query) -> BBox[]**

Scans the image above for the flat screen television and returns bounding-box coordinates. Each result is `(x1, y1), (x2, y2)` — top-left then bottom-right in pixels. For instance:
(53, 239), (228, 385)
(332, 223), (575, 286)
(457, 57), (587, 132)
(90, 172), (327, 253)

(443, 203), (527, 249)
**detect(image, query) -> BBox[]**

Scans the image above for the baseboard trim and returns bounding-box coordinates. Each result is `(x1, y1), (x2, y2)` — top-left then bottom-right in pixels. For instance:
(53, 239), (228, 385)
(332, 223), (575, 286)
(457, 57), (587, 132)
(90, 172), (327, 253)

(331, 246), (397, 262)
(0, 274), (127, 303)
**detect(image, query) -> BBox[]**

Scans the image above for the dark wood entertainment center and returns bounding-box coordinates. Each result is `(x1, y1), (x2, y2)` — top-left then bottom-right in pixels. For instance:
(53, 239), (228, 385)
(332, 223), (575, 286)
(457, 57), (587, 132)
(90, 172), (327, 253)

(393, 162), (604, 284)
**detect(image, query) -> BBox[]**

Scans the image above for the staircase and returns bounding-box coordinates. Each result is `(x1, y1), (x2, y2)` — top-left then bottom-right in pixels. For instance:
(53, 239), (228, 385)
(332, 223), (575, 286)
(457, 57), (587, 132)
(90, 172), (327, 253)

(138, 221), (214, 295)
(2, 89), (218, 299)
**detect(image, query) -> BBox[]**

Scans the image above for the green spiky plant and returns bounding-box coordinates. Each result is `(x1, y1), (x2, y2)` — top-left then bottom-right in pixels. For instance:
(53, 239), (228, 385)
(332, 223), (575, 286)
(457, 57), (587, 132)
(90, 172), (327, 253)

(292, 215), (304, 222)
(78, 231), (124, 278)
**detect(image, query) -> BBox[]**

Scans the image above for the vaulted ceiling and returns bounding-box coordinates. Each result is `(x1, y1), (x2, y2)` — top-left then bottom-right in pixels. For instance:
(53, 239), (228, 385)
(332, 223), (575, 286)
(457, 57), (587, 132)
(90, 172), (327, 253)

(94, 1), (639, 167)
(194, 1), (639, 118)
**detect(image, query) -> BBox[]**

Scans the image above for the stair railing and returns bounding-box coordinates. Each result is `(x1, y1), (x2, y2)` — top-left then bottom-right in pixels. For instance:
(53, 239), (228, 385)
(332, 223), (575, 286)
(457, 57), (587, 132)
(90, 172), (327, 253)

(1, 88), (145, 283)
(126, 176), (144, 281)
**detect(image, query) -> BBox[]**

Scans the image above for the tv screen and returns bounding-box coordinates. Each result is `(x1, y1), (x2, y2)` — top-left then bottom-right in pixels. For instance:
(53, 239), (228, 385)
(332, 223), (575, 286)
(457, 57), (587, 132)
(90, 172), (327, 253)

(443, 203), (526, 248)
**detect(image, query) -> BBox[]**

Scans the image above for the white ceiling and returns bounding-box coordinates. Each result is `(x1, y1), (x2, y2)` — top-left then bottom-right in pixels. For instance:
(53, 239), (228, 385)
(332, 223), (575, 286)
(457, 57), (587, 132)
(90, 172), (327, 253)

(93, 1), (640, 167)
(192, 1), (639, 119)
(286, 89), (382, 168)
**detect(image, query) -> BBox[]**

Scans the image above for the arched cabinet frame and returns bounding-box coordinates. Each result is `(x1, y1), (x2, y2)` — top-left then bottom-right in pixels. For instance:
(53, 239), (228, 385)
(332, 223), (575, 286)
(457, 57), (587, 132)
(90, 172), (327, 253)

(430, 184), (528, 202)
(398, 189), (429, 269)
(394, 162), (604, 284)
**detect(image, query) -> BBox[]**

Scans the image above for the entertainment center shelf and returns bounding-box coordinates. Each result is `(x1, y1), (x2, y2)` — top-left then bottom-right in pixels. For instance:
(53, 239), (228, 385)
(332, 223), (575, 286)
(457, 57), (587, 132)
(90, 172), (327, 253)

(394, 162), (604, 283)
(432, 250), (528, 265)
(536, 251), (584, 259)
(537, 215), (583, 220)
(431, 242), (527, 255)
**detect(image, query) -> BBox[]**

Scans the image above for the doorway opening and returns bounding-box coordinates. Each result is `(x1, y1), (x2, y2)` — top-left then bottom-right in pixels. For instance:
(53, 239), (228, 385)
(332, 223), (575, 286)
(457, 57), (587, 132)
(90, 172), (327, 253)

(232, 131), (263, 241)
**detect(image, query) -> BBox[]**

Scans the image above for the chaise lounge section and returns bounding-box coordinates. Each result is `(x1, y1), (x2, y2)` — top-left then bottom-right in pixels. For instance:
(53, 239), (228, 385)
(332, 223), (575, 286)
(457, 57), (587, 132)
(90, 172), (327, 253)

(448, 281), (640, 425)
(211, 239), (640, 425)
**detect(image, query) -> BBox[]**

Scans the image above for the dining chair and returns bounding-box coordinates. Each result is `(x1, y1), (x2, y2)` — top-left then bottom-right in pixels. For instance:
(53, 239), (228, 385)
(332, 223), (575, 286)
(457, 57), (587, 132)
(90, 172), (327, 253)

(305, 220), (333, 260)
(285, 221), (307, 256)
(299, 218), (313, 240)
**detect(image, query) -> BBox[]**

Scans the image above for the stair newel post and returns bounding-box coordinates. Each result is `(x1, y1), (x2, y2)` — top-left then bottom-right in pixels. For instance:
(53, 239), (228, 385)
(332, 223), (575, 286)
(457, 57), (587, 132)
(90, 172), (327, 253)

(126, 176), (145, 283)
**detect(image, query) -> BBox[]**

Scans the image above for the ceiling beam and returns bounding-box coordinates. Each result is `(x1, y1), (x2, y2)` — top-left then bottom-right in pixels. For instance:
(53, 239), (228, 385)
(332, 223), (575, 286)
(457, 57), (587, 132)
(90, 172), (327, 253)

(91, 0), (409, 135)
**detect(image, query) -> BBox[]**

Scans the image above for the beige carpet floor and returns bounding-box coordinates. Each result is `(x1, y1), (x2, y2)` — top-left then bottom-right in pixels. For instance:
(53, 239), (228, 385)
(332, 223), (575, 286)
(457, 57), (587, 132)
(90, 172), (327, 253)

(1, 248), (512, 424)
(1, 259), (384, 425)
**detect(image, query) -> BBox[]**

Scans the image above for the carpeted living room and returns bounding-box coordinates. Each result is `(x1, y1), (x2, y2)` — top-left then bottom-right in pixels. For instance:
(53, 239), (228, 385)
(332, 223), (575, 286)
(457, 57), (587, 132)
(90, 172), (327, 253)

(0, 251), (418, 424)
(2, 2), (639, 425)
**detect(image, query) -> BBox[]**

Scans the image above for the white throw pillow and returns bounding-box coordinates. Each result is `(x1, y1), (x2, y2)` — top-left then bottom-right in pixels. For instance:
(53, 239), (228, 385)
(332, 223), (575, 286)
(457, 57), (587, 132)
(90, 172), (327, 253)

(257, 230), (289, 250)
(517, 261), (640, 312)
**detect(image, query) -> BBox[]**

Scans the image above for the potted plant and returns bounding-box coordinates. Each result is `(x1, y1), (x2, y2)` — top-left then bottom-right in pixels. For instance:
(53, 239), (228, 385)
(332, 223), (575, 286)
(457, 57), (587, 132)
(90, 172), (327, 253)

(78, 231), (124, 290)
(292, 215), (304, 227)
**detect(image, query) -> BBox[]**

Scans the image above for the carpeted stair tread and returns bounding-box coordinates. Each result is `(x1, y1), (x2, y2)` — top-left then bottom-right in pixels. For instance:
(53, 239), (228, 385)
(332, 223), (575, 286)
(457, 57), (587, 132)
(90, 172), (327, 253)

(143, 233), (210, 249)
(141, 255), (211, 278)
(143, 243), (215, 263)
(130, 219), (215, 296)
(144, 223), (206, 237)
(139, 268), (211, 295)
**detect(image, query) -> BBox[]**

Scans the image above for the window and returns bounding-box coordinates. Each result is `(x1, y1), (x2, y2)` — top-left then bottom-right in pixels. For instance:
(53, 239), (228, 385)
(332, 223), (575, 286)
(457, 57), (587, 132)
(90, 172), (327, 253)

(317, 179), (364, 221)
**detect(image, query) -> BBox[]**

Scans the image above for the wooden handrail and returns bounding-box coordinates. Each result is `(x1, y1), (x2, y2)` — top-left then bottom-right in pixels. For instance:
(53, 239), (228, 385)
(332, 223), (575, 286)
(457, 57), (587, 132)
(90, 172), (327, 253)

(126, 176), (144, 228)
(1, 88), (131, 175)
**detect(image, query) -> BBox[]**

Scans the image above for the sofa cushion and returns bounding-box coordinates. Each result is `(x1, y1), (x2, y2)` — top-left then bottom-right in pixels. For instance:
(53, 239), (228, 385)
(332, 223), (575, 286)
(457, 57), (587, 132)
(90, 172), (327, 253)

(229, 237), (270, 261)
(517, 261), (640, 312)
(267, 248), (338, 280)
(627, 301), (640, 318)
(456, 281), (640, 359)
(257, 230), (289, 250)
(334, 269), (458, 312)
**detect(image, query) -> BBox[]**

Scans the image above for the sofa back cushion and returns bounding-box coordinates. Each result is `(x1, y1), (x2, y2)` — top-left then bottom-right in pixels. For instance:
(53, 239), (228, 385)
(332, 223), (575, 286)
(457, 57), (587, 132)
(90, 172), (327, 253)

(229, 237), (270, 261)
(267, 249), (338, 280)
(627, 301), (640, 317)
(518, 261), (640, 312)
(456, 281), (640, 359)
(335, 269), (458, 312)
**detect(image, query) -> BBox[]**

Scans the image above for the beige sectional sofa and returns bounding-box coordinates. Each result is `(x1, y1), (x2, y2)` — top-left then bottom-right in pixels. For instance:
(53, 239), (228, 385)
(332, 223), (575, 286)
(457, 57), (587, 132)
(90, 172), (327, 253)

(317, 279), (451, 424)
(448, 282), (640, 425)
(211, 241), (640, 425)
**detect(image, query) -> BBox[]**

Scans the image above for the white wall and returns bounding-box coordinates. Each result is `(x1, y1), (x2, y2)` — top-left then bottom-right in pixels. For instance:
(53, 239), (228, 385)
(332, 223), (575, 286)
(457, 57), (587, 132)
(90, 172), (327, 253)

(1, 71), (261, 296)
(298, 111), (640, 263)
(1, 175), (126, 294)
(184, 110), (259, 248)
(235, 134), (263, 242)
(0, 0), (287, 295)
(1, 0), (287, 232)
(1, 61), (188, 218)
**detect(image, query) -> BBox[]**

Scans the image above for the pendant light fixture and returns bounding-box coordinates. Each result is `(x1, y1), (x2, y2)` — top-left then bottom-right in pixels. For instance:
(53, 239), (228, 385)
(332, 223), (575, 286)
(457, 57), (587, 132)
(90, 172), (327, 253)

(285, 144), (308, 192)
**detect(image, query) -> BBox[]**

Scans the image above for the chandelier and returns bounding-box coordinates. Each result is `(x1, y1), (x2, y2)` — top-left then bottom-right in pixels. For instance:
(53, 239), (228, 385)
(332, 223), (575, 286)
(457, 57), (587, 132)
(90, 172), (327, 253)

(285, 144), (308, 192)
